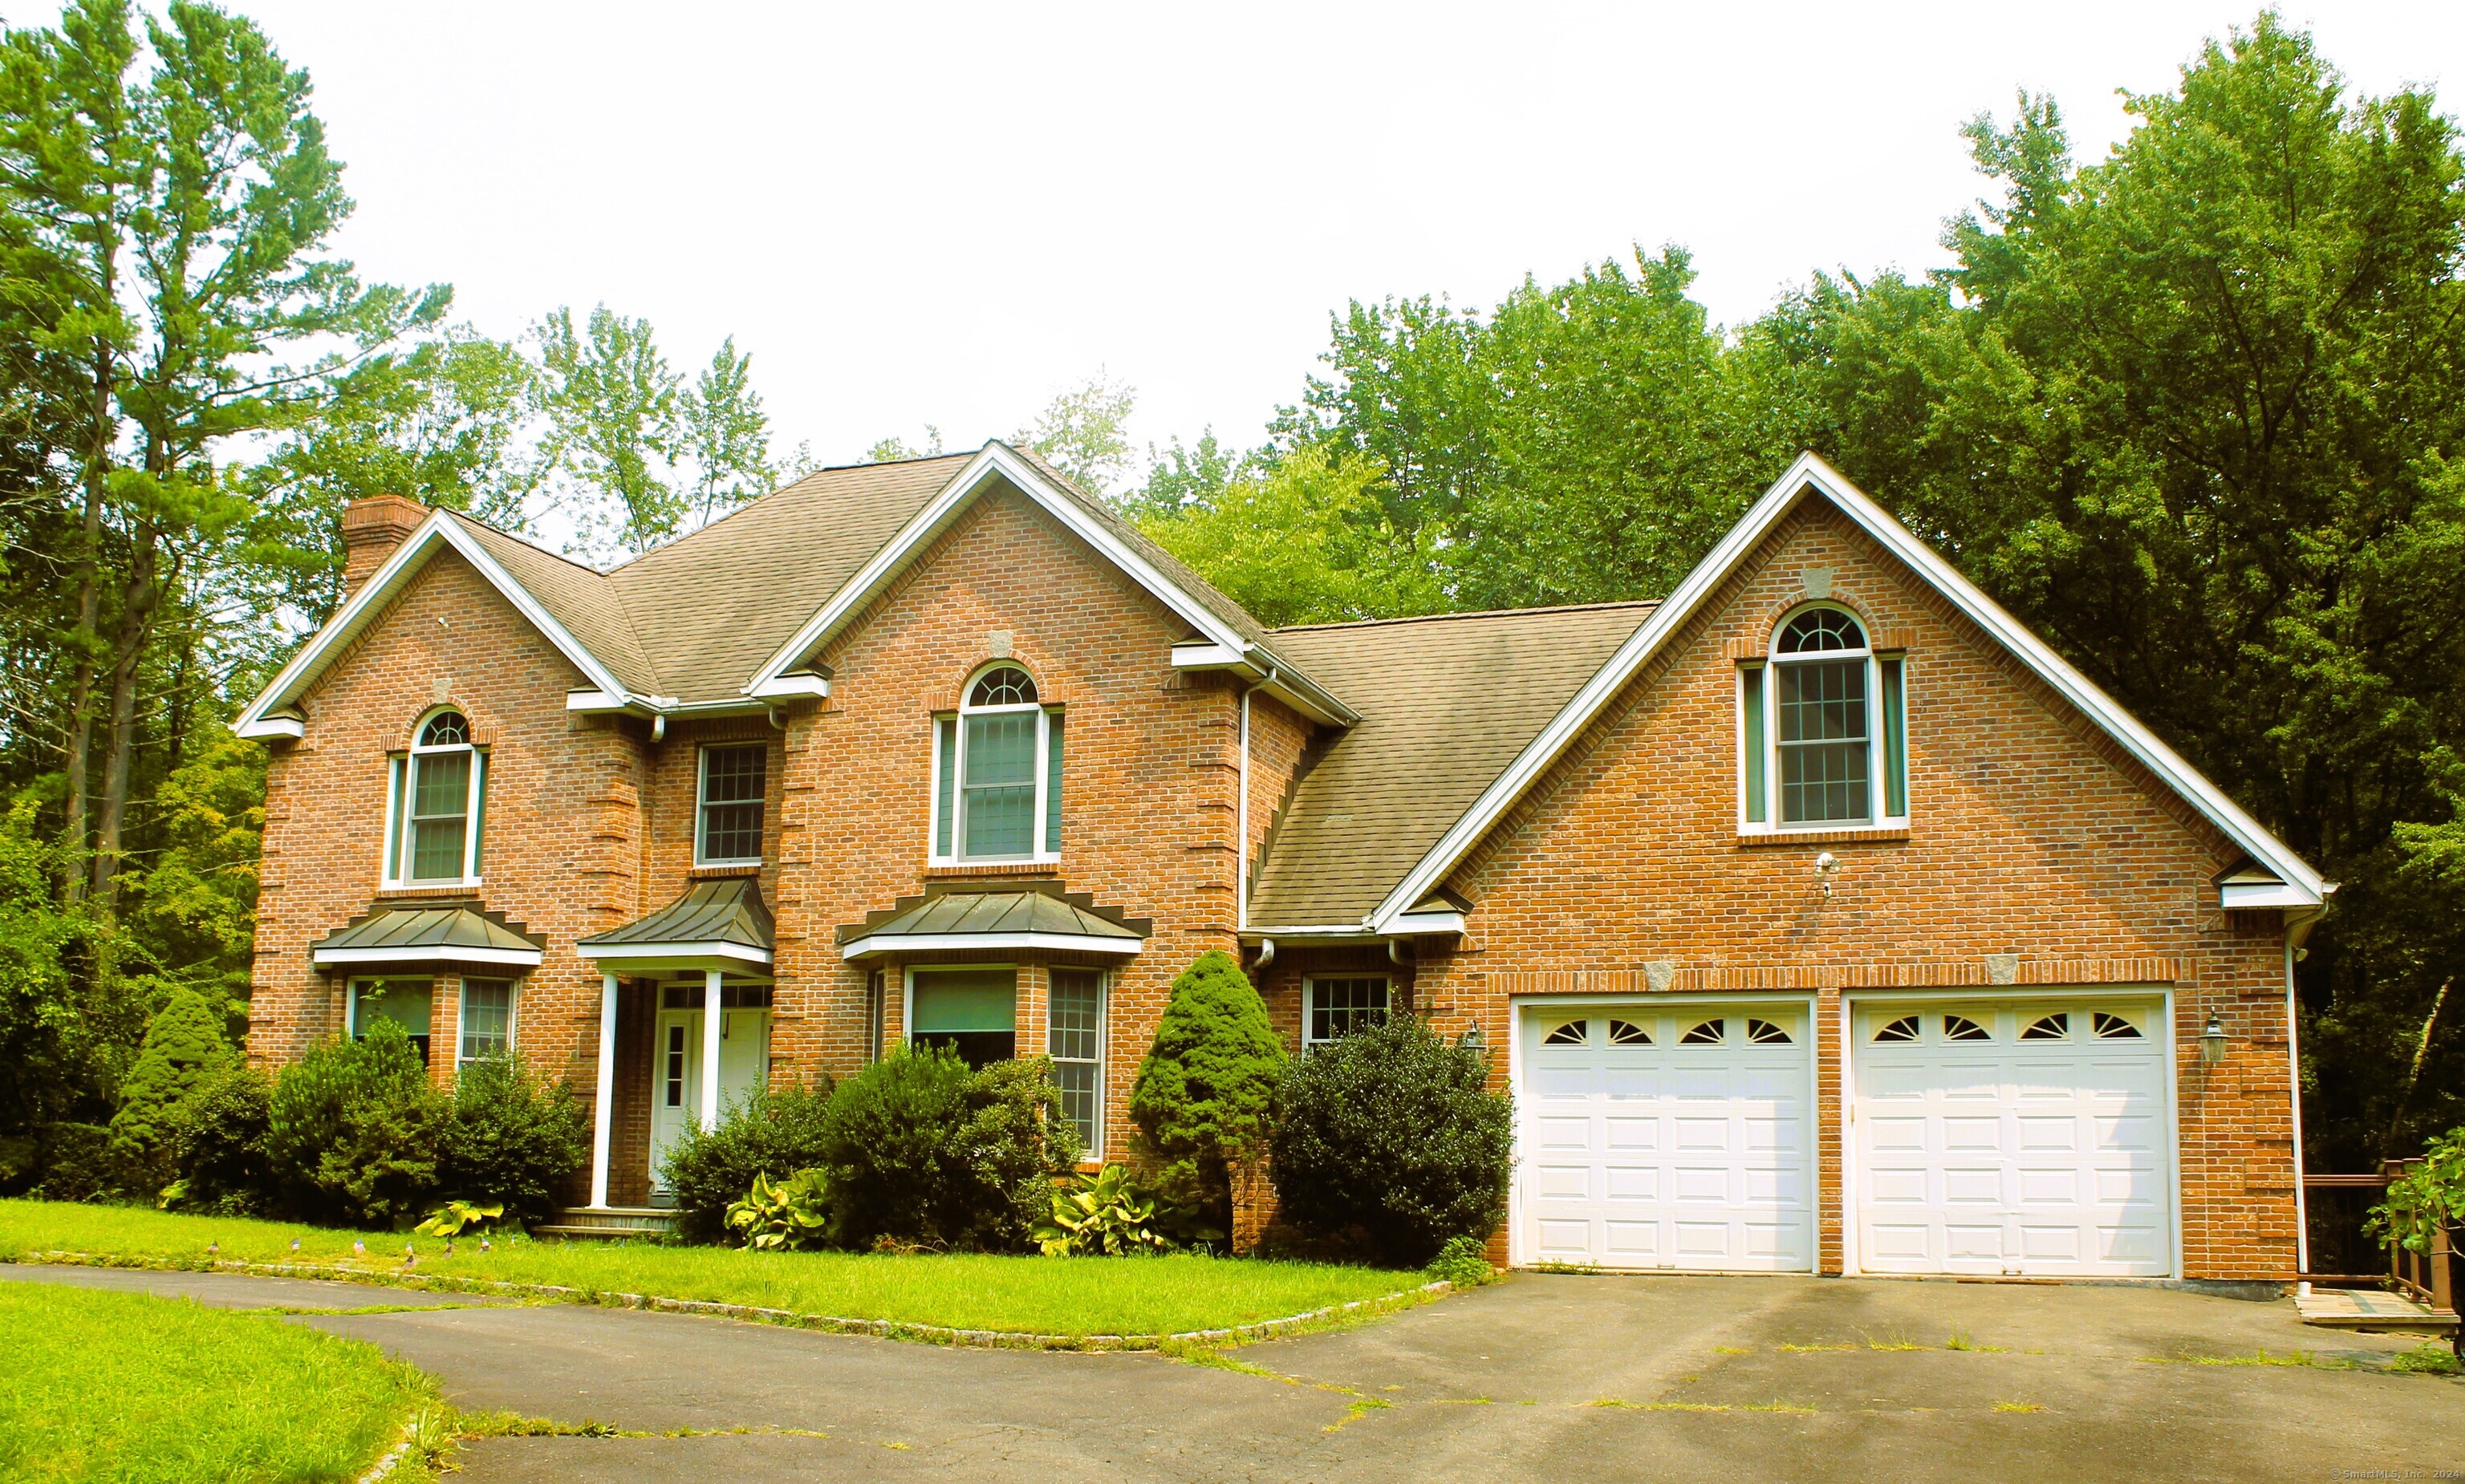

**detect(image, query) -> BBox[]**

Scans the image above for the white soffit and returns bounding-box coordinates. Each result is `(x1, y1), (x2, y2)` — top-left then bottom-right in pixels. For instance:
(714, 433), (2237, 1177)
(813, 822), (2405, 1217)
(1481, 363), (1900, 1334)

(235, 513), (634, 739)
(1367, 452), (2327, 929)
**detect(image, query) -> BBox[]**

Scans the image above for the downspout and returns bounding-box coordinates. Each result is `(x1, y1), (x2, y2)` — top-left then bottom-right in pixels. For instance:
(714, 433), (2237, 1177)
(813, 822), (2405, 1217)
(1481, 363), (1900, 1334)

(2285, 911), (2317, 1287)
(1237, 665), (1279, 932)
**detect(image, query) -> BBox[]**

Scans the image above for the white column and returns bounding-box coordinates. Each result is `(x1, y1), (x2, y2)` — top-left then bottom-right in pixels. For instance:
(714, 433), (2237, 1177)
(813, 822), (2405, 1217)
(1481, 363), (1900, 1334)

(590, 973), (617, 1210)
(700, 968), (724, 1132)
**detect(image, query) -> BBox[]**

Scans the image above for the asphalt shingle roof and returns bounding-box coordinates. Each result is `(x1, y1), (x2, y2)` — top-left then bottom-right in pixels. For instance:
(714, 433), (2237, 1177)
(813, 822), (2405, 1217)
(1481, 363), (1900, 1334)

(1245, 602), (1657, 927)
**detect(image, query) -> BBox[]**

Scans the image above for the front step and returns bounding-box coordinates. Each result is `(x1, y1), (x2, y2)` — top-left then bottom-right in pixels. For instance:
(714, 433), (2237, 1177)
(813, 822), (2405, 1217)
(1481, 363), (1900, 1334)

(534, 1206), (678, 1240)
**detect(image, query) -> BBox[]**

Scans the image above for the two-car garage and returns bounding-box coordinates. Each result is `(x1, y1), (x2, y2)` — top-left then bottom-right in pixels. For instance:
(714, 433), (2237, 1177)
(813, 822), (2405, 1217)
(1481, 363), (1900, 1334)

(1512, 994), (2176, 1278)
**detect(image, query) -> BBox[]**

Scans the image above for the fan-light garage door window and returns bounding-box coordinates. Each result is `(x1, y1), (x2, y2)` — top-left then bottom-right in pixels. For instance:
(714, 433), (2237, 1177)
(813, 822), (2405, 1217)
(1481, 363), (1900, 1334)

(1516, 1003), (1811, 1271)
(1851, 1000), (2170, 1277)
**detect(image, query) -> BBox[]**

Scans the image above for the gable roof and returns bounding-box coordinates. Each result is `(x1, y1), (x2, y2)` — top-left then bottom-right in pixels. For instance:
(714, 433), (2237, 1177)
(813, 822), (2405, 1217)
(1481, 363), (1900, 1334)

(1245, 602), (1656, 928)
(238, 444), (1352, 733)
(1347, 452), (2327, 932)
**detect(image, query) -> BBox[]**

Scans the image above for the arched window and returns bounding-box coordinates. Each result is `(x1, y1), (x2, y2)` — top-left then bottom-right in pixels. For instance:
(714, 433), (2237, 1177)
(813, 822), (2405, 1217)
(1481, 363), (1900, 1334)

(384, 709), (485, 886)
(932, 664), (1064, 862)
(1738, 605), (1908, 829)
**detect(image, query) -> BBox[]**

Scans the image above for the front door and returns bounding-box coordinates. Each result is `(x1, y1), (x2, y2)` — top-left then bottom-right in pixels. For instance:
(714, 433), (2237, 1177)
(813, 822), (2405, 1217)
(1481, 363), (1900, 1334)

(648, 1004), (772, 1194)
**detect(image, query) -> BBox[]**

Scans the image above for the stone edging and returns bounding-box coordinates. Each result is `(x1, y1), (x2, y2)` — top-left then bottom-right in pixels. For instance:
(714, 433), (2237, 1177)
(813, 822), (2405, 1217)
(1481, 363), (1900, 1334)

(6, 1250), (1451, 1352)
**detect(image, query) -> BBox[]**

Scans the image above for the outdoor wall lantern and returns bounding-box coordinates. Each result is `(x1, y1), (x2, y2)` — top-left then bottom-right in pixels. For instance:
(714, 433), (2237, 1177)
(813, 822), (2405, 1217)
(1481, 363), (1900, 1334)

(1459, 1024), (1487, 1053)
(2199, 1014), (2228, 1067)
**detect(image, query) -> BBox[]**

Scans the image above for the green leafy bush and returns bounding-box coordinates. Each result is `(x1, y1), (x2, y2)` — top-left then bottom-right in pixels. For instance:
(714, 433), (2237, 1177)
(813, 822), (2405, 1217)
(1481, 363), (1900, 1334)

(2369, 1125), (2465, 1255)
(33, 1121), (112, 1202)
(1424, 1234), (1500, 1287)
(659, 1077), (835, 1243)
(263, 1020), (449, 1228)
(106, 987), (231, 1190)
(821, 1047), (1078, 1251)
(413, 1199), (504, 1238)
(162, 1062), (274, 1214)
(1269, 1013), (1512, 1267)
(725, 1169), (831, 1251)
(439, 1052), (587, 1225)
(1128, 949), (1284, 1230)
(1034, 1163), (1220, 1255)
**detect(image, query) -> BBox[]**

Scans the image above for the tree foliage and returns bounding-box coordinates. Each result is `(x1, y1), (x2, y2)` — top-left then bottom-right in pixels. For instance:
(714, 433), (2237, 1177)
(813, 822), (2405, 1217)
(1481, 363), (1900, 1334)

(1129, 950), (1284, 1227)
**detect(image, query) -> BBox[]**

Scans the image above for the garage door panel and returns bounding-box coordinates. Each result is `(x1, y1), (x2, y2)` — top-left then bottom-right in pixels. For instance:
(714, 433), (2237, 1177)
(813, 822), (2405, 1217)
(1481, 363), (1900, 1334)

(1854, 999), (2171, 1278)
(1517, 1001), (1811, 1271)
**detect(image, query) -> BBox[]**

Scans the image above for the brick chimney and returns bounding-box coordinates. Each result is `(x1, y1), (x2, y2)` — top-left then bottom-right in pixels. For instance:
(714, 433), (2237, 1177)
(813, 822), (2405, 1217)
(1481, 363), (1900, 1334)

(340, 495), (428, 598)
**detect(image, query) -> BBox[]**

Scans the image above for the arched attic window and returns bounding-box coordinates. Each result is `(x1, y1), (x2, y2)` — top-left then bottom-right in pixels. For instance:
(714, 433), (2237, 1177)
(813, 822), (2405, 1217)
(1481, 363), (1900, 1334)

(932, 664), (1064, 862)
(384, 709), (485, 886)
(1738, 605), (1908, 829)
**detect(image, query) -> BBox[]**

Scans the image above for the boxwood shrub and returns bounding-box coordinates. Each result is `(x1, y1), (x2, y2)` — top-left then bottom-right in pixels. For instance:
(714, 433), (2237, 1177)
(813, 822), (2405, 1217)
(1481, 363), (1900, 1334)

(658, 1076), (836, 1243)
(820, 1046), (1078, 1251)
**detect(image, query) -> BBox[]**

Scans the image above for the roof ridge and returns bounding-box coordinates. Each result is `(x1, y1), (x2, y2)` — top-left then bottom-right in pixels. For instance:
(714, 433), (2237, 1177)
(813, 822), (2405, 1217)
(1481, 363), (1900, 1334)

(604, 452), (981, 578)
(1273, 598), (1661, 634)
(441, 509), (609, 580)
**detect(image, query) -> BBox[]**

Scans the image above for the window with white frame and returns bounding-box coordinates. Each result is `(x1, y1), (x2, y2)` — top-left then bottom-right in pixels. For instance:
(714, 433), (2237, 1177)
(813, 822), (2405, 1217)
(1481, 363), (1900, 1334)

(696, 743), (767, 866)
(932, 666), (1063, 862)
(1048, 968), (1103, 1155)
(1738, 606), (1907, 829)
(347, 977), (433, 1066)
(458, 978), (516, 1064)
(384, 711), (486, 886)
(1304, 977), (1390, 1050)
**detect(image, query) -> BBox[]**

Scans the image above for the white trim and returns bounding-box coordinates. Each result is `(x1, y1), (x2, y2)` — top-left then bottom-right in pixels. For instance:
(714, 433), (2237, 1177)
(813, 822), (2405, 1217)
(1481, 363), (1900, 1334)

(590, 972), (617, 1210)
(2284, 941), (2309, 1276)
(1301, 975), (1392, 1051)
(1170, 642), (1244, 668)
(575, 939), (774, 965)
(694, 741), (769, 869)
(453, 975), (518, 1068)
(315, 943), (544, 967)
(747, 671), (830, 701)
(1388, 910), (1467, 935)
(930, 665), (1063, 867)
(843, 930), (1142, 961)
(1370, 452), (2325, 930)
(1046, 965), (1108, 1161)
(250, 714), (304, 740)
(236, 512), (634, 737)
(386, 709), (487, 890)
(565, 689), (636, 713)
(1740, 603), (1909, 834)
(2221, 880), (2317, 910)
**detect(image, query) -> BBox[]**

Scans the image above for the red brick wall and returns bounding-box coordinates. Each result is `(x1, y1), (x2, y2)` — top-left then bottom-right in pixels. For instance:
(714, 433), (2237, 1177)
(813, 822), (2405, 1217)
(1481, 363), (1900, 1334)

(1413, 501), (2296, 1279)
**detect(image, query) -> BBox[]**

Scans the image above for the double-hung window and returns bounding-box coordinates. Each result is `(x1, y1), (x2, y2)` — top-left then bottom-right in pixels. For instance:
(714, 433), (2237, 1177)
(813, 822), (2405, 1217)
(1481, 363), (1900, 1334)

(457, 979), (515, 1066)
(696, 744), (766, 866)
(1303, 977), (1390, 1051)
(932, 666), (1063, 863)
(384, 712), (485, 886)
(1739, 607), (1907, 830)
(1048, 968), (1104, 1156)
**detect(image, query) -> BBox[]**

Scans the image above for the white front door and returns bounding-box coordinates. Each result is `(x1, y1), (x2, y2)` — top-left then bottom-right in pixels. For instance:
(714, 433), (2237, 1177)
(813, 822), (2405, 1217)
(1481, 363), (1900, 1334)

(648, 1005), (772, 1193)
(1851, 999), (2171, 1277)
(1516, 1000), (1813, 1271)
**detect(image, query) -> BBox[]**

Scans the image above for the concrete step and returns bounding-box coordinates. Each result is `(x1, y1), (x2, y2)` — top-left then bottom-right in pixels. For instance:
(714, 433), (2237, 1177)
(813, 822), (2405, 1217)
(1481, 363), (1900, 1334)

(535, 1206), (678, 1240)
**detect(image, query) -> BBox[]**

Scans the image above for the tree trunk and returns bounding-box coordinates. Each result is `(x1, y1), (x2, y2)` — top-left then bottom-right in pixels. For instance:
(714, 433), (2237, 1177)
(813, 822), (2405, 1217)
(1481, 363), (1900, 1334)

(90, 525), (156, 914)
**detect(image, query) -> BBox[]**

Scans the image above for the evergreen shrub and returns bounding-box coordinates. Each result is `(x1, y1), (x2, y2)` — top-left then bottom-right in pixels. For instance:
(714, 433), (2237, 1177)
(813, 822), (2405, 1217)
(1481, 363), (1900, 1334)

(440, 1052), (588, 1225)
(820, 1047), (1078, 1251)
(1269, 1013), (1512, 1267)
(33, 1121), (112, 1202)
(107, 987), (231, 1191)
(263, 1020), (449, 1227)
(163, 1062), (274, 1214)
(658, 1077), (836, 1243)
(1128, 949), (1284, 1229)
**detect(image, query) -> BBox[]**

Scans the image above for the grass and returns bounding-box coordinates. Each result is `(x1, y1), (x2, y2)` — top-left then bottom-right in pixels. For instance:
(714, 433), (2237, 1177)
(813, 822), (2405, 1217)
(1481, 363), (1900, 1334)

(2385, 1344), (2463, 1377)
(0, 1280), (428, 1483)
(0, 1198), (1418, 1341)
(2137, 1349), (2353, 1370)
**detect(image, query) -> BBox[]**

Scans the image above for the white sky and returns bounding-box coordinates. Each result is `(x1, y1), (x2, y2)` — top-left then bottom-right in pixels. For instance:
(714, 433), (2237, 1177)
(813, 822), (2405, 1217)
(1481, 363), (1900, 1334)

(53, 2), (2465, 476)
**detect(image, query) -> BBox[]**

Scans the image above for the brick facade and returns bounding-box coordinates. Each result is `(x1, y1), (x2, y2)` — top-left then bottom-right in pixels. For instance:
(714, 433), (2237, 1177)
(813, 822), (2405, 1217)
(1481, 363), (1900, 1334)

(247, 472), (2304, 1279)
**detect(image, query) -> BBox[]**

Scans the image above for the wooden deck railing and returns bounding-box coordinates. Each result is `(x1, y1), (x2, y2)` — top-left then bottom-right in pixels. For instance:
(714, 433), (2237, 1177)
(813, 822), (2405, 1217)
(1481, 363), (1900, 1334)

(2375, 1159), (2459, 1317)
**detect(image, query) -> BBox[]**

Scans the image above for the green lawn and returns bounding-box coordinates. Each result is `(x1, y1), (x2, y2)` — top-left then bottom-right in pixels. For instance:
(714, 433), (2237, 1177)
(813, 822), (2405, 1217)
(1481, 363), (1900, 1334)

(0, 1279), (429, 1483)
(0, 1200), (1420, 1339)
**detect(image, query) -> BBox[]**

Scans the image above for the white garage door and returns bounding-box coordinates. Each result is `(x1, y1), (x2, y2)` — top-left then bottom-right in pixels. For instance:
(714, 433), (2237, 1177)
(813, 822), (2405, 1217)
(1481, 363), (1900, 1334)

(1517, 1000), (1812, 1271)
(1851, 999), (2171, 1277)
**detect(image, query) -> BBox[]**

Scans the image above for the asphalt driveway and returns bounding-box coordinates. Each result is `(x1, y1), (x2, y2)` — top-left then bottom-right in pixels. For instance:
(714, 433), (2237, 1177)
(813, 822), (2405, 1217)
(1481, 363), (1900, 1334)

(7, 1263), (2459, 1481)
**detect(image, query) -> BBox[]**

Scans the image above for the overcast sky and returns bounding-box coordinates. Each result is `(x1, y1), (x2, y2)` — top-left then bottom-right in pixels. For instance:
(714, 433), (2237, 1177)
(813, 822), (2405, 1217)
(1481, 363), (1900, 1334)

(53, 2), (2465, 478)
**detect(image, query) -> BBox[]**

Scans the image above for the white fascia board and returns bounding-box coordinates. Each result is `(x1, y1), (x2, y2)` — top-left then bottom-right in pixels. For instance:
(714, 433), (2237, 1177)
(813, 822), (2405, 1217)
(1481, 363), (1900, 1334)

(747, 672), (831, 701)
(1170, 643), (1245, 668)
(236, 513), (635, 736)
(841, 930), (1144, 962)
(242, 715), (306, 740)
(1389, 910), (1468, 935)
(1237, 926), (1387, 943)
(575, 940), (774, 965)
(1170, 639), (1357, 727)
(313, 943), (545, 967)
(566, 689), (636, 713)
(2220, 880), (2319, 910)
(1367, 451), (2325, 930)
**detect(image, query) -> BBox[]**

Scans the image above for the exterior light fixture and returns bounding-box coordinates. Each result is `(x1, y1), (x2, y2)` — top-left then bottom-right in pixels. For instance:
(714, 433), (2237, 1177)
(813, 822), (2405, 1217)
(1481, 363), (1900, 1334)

(1460, 1024), (1487, 1052)
(1814, 851), (1841, 898)
(2199, 1014), (2228, 1066)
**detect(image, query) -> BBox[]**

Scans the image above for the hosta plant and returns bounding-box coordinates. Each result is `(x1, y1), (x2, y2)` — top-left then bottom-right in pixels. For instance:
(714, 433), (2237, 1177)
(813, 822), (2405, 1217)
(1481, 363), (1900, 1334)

(413, 1199), (505, 1238)
(726, 1169), (831, 1251)
(1034, 1163), (1221, 1256)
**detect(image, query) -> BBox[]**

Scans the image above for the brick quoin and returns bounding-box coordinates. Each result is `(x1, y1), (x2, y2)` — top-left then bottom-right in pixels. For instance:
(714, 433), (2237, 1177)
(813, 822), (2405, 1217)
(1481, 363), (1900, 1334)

(248, 482), (2305, 1279)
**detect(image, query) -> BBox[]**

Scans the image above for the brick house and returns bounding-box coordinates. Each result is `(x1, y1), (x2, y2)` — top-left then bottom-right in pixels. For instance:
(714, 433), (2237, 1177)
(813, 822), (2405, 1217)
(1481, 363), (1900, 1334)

(237, 446), (2325, 1280)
